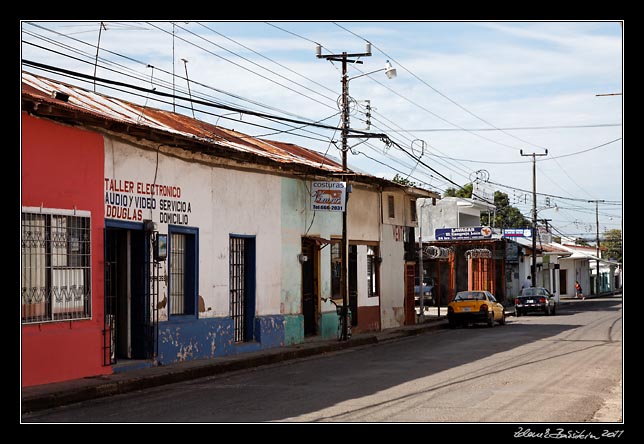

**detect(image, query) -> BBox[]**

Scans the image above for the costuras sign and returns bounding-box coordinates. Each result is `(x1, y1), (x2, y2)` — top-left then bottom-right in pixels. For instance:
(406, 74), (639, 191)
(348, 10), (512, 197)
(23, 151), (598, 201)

(311, 181), (346, 212)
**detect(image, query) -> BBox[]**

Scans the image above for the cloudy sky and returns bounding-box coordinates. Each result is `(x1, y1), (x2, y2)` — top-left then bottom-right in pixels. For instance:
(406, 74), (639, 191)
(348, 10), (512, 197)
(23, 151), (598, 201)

(21, 21), (623, 242)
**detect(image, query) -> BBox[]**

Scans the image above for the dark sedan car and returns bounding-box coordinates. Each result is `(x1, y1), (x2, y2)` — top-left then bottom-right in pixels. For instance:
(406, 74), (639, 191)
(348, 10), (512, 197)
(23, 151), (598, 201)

(514, 287), (558, 316)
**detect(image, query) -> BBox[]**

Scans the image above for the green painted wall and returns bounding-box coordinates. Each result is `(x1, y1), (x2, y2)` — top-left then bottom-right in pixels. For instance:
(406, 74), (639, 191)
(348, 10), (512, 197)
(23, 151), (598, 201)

(280, 177), (341, 320)
(283, 314), (304, 345)
(319, 311), (339, 339)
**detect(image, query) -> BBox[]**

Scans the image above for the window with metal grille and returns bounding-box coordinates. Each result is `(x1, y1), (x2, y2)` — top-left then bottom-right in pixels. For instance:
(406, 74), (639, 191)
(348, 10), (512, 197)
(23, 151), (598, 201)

(168, 229), (197, 316)
(170, 233), (186, 315)
(330, 240), (342, 300)
(410, 199), (417, 222)
(21, 208), (91, 324)
(367, 245), (380, 298)
(229, 236), (255, 343)
(229, 237), (246, 342)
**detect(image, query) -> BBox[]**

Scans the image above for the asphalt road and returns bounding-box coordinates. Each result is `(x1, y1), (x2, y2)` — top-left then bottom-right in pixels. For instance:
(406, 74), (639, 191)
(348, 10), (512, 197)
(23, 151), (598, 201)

(23, 297), (622, 424)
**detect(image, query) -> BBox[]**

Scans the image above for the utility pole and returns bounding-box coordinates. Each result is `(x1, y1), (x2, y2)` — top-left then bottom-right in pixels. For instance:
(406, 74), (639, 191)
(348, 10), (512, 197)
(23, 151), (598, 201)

(520, 149), (548, 287)
(418, 200), (429, 321)
(589, 199), (605, 295)
(316, 44), (396, 339)
(317, 44), (371, 341)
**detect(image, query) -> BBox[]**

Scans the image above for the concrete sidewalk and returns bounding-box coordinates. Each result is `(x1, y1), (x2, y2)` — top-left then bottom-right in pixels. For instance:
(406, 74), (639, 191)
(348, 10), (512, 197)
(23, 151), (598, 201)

(22, 317), (449, 414)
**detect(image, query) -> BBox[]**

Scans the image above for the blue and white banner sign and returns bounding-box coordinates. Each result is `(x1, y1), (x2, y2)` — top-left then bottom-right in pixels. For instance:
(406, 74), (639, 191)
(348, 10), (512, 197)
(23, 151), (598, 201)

(435, 226), (492, 241)
(503, 228), (533, 238)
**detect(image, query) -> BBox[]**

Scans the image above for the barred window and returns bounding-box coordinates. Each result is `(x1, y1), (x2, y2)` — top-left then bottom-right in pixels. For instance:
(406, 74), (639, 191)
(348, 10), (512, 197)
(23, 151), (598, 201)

(21, 208), (92, 324)
(367, 245), (380, 298)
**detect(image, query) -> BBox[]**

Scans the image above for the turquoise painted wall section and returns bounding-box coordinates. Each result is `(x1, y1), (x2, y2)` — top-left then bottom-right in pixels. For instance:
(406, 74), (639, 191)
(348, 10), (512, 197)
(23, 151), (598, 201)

(319, 311), (339, 339)
(280, 177), (341, 343)
(283, 314), (303, 345)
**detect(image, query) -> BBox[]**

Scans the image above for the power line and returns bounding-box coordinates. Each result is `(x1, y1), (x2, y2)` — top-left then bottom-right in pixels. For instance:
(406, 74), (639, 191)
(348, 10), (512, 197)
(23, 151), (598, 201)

(262, 22), (514, 186)
(425, 137), (621, 165)
(146, 22), (337, 111)
(333, 22), (539, 152)
(22, 60), (382, 138)
(384, 123), (621, 132)
(23, 24), (327, 124)
(22, 61), (351, 145)
(200, 22), (338, 98)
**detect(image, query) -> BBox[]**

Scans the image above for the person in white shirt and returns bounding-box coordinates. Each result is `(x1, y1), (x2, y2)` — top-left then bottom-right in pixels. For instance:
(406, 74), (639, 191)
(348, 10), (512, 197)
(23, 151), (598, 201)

(522, 275), (532, 289)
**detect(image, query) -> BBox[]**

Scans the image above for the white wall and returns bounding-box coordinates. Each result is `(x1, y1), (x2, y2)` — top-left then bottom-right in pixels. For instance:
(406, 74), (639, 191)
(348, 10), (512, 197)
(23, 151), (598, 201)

(104, 138), (283, 320)
(379, 221), (405, 329)
(348, 187), (380, 241)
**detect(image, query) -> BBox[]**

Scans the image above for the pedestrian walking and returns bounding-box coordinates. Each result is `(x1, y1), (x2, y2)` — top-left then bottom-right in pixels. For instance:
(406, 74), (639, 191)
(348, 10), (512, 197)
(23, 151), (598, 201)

(575, 280), (584, 300)
(522, 275), (532, 289)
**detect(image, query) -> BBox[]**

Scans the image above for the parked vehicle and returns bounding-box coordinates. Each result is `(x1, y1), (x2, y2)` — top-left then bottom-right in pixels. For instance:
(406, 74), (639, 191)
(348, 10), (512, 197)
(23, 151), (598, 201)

(415, 277), (435, 308)
(514, 287), (558, 317)
(447, 290), (506, 328)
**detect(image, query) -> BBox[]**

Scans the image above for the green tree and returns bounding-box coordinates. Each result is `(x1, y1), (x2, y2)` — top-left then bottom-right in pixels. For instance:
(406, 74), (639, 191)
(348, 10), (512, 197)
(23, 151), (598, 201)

(480, 191), (531, 229)
(442, 186), (529, 229)
(443, 183), (473, 198)
(392, 174), (418, 187)
(575, 238), (590, 246)
(602, 229), (622, 263)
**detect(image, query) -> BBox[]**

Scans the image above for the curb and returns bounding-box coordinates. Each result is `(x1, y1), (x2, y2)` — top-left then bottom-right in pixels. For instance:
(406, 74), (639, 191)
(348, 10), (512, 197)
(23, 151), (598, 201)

(22, 321), (447, 414)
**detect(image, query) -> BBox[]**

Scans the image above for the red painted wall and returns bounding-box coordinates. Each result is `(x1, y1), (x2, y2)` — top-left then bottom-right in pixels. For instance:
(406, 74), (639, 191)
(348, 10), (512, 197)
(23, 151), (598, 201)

(21, 114), (111, 387)
(355, 305), (380, 333)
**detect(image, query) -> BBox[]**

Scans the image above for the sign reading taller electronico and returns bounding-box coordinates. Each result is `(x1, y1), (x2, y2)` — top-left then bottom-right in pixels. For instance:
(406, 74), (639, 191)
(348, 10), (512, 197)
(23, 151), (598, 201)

(311, 181), (346, 212)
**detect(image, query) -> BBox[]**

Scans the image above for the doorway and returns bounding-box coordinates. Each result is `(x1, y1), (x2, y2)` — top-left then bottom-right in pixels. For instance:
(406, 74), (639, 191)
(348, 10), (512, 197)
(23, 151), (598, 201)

(349, 245), (358, 327)
(301, 238), (319, 336)
(104, 223), (151, 364)
(559, 269), (568, 295)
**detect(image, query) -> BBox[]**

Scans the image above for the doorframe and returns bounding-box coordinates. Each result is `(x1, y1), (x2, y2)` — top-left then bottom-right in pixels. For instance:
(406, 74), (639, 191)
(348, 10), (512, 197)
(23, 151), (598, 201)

(104, 220), (147, 364)
(301, 237), (321, 336)
(167, 225), (199, 318)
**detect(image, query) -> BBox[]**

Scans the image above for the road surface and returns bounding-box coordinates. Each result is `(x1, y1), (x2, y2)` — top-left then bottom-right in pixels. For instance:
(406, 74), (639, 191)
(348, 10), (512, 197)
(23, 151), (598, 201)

(23, 297), (622, 423)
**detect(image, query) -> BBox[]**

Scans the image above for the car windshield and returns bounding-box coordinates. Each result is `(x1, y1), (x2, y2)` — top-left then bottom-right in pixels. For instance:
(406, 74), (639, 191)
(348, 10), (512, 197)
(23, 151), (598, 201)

(454, 291), (486, 301)
(522, 288), (538, 297)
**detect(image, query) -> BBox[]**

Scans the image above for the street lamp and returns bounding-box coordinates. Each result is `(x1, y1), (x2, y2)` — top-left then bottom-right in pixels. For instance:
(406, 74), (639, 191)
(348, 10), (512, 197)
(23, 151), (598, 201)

(317, 44), (396, 340)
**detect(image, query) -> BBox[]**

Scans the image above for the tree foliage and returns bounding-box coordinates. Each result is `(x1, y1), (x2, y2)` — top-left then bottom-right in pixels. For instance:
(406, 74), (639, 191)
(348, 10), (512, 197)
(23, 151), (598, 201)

(602, 229), (622, 263)
(481, 191), (531, 229)
(575, 237), (590, 246)
(392, 174), (418, 187)
(443, 183), (473, 198)
(443, 185), (529, 228)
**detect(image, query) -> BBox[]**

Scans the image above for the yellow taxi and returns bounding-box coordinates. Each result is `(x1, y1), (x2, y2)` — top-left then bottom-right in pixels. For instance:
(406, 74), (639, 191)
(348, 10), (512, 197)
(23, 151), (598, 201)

(447, 290), (506, 328)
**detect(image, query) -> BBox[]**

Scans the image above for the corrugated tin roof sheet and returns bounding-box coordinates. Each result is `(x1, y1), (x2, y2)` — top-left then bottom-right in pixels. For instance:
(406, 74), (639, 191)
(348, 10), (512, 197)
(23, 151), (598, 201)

(22, 71), (344, 173)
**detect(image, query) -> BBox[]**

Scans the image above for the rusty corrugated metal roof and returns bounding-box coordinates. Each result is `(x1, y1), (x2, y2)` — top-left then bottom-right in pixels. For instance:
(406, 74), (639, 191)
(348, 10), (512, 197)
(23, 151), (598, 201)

(22, 70), (440, 199)
(21, 71), (344, 173)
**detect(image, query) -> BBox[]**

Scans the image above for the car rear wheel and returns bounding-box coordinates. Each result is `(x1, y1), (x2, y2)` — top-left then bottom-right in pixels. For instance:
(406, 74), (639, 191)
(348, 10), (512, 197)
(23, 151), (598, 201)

(499, 311), (506, 325)
(487, 312), (495, 328)
(551, 304), (556, 316)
